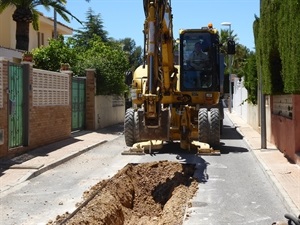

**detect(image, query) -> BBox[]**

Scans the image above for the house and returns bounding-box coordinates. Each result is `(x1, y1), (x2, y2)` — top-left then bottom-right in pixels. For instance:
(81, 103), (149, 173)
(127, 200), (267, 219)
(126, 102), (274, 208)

(0, 6), (73, 62)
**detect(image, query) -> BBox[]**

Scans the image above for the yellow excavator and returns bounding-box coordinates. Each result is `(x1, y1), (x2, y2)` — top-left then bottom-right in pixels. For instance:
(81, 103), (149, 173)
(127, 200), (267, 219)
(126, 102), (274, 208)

(124, 0), (235, 154)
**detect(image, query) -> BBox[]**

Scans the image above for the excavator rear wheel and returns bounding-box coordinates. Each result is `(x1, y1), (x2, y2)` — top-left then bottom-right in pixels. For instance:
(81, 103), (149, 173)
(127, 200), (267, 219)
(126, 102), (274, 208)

(209, 108), (220, 146)
(198, 108), (209, 143)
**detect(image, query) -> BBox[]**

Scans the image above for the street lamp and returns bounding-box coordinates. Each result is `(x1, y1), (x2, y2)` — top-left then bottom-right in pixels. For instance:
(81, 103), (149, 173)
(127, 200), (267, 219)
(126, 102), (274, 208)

(221, 22), (233, 113)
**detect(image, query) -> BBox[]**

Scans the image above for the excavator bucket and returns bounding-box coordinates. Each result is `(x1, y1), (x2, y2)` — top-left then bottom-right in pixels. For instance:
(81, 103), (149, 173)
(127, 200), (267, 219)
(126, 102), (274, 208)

(122, 140), (220, 155)
(122, 140), (164, 155)
(191, 141), (221, 155)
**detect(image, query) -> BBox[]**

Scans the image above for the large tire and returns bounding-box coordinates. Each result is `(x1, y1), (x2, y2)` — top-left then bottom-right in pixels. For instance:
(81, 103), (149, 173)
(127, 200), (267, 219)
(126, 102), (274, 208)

(220, 119), (224, 135)
(219, 100), (224, 135)
(198, 108), (209, 143)
(124, 108), (135, 146)
(134, 110), (140, 142)
(209, 108), (220, 146)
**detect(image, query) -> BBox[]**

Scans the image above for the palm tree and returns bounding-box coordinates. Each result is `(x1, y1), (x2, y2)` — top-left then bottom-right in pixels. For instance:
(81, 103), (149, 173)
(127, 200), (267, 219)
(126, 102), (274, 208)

(220, 29), (238, 54)
(0, 0), (82, 51)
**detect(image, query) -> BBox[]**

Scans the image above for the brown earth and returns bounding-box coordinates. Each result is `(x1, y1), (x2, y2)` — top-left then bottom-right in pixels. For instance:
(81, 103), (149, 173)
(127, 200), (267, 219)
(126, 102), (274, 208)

(47, 160), (199, 225)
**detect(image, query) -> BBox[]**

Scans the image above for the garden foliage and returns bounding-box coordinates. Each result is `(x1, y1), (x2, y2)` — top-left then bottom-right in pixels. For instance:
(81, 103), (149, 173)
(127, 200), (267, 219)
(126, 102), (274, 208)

(255, 0), (300, 94)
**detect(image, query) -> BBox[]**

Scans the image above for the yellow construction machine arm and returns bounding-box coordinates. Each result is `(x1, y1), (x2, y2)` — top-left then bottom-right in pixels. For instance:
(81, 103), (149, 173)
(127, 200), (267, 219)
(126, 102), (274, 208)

(143, 0), (177, 96)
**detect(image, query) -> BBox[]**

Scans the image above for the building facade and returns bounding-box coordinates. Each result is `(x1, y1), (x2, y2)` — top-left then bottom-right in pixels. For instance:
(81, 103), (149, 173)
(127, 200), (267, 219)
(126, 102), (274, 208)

(0, 6), (73, 61)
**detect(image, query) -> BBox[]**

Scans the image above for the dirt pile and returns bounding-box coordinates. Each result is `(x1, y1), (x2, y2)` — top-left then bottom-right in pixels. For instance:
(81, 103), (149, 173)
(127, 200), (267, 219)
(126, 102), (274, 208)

(48, 160), (199, 225)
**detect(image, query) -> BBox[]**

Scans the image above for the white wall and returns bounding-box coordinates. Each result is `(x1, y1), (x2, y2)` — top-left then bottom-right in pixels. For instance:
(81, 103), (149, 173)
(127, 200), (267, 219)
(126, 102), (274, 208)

(94, 95), (125, 129)
(232, 77), (248, 121)
(232, 77), (260, 132)
(0, 48), (22, 62)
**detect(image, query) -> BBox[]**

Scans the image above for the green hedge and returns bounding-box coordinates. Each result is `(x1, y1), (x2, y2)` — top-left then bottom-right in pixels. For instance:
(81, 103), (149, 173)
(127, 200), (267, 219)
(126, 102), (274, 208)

(278, 0), (300, 93)
(244, 53), (258, 104)
(255, 0), (300, 94)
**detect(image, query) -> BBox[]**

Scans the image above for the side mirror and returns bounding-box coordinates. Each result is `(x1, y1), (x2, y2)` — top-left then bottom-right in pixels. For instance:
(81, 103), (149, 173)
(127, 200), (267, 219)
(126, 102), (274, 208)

(125, 71), (133, 86)
(227, 39), (235, 55)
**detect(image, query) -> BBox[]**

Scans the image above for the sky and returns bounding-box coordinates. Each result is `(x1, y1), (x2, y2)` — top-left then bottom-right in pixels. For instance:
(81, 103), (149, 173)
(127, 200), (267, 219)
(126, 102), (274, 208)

(38, 0), (259, 51)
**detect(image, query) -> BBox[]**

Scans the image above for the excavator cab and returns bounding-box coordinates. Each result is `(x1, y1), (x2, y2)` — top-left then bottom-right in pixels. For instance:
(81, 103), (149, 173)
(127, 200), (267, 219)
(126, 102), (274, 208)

(180, 28), (221, 93)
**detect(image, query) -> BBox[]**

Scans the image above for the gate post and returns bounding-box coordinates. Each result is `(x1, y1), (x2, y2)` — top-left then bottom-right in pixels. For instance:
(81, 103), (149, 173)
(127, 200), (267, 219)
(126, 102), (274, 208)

(85, 69), (96, 130)
(0, 58), (9, 157)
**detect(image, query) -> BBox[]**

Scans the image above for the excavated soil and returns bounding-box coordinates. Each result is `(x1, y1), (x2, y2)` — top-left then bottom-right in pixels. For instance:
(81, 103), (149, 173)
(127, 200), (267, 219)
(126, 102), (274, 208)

(47, 160), (199, 225)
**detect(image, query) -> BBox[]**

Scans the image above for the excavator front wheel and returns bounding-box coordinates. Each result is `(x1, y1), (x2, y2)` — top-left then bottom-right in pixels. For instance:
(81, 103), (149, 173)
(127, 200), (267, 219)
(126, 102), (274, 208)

(124, 108), (140, 146)
(198, 108), (209, 143)
(209, 108), (220, 147)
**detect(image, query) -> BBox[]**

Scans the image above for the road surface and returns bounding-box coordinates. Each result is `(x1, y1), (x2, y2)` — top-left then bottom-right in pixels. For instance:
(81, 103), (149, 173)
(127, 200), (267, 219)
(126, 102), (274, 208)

(0, 114), (290, 225)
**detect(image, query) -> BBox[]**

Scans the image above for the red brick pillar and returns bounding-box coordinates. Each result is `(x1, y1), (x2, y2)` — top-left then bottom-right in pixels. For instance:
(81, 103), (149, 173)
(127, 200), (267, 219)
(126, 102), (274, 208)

(0, 58), (9, 157)
(85, 69), (96, 130)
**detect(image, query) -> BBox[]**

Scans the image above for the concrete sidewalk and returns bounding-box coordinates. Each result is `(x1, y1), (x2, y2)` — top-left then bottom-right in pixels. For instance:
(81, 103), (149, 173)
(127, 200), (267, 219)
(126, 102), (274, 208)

(226, 110), (300, 216)
(0, 111), (299, 217)
(0, 124), (124, 193)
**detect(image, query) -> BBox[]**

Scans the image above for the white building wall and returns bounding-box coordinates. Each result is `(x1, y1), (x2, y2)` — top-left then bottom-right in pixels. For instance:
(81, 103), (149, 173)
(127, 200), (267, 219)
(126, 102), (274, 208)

(232, 77), (272, 138)
(0, 7), (72, 52)
(94, 95), (125, 129)
(0, 48), (22, 62)
(232, 77), (248, 121)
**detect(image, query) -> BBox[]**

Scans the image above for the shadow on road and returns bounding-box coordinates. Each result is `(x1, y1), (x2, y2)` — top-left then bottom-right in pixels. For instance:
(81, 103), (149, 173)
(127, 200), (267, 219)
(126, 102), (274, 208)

(221, 125), (244, 140)
(0, 123), (125, 176)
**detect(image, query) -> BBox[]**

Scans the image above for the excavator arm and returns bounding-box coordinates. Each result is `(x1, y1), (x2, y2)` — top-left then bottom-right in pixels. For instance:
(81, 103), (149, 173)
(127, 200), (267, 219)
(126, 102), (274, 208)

(142, 0), (177, 123)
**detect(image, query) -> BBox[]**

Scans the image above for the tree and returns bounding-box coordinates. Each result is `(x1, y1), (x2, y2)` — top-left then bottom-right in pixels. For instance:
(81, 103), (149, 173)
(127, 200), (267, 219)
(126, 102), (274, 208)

(0, 0), (82, 51)
(72, 7), (108, 47)
(72, 36), (130, 95)
(232, 44), (250, 76)
(220, 29), (250, 76)
(219, 29), (254, 96)
(220, 29), (238, 54)
(32, 35), (78, 71)
(243, 52), (258, 104)
(118, 38), (143, 71)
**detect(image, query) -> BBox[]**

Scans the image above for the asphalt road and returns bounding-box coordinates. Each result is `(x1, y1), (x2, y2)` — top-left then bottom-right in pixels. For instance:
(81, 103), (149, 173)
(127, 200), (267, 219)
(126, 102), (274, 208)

(0, 114), (290, 225)
(183, 115), (289, 224)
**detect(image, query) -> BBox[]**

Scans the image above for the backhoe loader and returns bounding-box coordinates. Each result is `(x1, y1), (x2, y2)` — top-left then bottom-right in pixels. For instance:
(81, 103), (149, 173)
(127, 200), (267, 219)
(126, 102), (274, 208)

(124, 0), (235, 154)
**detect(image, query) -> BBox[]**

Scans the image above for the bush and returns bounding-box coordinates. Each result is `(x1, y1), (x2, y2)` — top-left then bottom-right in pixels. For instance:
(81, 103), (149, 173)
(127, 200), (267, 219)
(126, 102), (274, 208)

(72, 36), (130, 95)
(244, 53), (258, 104)
(32, 36), (78, 72)
(255, 0), (300, 94)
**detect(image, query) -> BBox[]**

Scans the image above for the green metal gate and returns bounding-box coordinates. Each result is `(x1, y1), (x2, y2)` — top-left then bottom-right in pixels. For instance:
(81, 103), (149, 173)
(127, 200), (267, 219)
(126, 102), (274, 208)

(8, 63), (27, 148)
(72, 77), (86, 131)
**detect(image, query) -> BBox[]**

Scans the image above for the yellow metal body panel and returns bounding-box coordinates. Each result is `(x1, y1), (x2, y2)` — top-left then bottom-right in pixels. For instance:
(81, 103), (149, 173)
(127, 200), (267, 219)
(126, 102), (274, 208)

(132, 65), (220, 106)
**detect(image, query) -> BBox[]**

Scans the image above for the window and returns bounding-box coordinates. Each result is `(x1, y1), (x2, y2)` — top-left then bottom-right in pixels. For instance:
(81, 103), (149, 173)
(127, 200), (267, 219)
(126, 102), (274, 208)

(37, 32), (44, 47)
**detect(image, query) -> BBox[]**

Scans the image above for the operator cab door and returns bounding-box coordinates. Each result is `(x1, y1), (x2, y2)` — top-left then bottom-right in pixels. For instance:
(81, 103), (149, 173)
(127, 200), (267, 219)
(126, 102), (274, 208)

(180, 31), (220, 92)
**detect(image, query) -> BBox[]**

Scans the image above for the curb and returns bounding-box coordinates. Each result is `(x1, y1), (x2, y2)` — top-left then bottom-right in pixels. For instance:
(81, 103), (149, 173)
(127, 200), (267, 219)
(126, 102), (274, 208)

(26, 140), (107, 180)
(226, 112), (299, 217)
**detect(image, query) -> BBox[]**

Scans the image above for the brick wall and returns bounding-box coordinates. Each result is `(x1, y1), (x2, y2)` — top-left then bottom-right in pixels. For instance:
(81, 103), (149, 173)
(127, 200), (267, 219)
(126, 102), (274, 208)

(0, 59), (71, 158)
(29, 106), (71, 148)
(271, 95), (300, 163)
(0, 61), (124, 159)
(28, 69), (71, 149)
